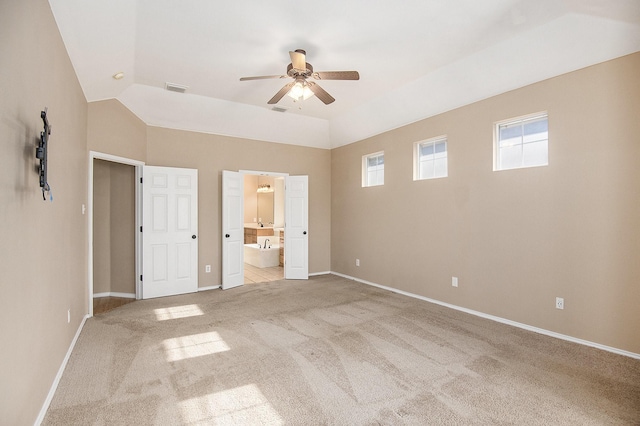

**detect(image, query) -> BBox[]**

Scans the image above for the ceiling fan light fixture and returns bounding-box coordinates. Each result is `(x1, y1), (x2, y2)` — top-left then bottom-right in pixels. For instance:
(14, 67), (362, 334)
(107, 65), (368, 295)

(287, 79), (314, 101)
(240, 49), (358, 105)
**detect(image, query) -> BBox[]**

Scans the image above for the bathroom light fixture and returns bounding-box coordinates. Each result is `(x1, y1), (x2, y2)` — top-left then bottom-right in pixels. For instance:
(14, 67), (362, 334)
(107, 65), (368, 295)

(287, 78), (314, 101)
(112, 72), (125, 80)
(257, 184), (273, 193)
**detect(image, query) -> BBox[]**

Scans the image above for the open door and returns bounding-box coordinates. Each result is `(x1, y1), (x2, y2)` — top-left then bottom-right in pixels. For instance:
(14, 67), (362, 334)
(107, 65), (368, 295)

(142, 166), (198, 299)
(285, 175), (308, 280)
(222, 170), (244, 289)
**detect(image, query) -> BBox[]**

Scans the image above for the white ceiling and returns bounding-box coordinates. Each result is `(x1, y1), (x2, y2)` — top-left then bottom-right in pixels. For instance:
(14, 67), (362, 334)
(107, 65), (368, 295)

(49, 0), (640, 149)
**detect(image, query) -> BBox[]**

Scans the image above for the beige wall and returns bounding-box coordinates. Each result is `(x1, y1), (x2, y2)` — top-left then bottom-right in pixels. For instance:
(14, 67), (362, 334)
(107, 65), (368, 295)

(0, 0), (89, 424)
(331, 52), (640, 354)
(87, 99), (147, 161)
(146, 126), (332, 286)
(93, 160), (112, 294)
(109, 161), (136, 294)
(93, 159), (136, 295)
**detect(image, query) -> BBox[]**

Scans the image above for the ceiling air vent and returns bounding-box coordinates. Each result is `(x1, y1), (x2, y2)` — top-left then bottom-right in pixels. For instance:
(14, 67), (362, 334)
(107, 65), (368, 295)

(271, 106), (288, 113)
(165, 82), (188, 93)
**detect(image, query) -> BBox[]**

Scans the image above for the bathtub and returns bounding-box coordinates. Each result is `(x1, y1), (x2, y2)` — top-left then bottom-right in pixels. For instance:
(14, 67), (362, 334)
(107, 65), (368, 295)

(244, 243), (280, 268)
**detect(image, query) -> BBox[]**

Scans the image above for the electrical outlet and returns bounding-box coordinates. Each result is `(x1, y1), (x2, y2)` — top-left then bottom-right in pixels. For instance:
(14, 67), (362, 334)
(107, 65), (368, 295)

(452, 277), (458, 287)
(356, 259), (360, 267)
(205, 265), (211, 273)
(556, 297), (564, 310)
(67, 309), (71, 323)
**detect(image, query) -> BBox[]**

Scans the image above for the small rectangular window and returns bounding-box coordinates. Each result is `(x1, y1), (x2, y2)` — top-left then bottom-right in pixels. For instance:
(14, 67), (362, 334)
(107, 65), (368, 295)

(495, 113), (548, 171)
(414, 136), (447, 180)
(362, 151), (384, 187)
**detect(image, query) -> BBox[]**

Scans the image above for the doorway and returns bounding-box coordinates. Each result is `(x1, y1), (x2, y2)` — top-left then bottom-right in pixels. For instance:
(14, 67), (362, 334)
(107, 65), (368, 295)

(88, 152), (144, 317)
(243, 173), (285, 284)
(222, 170), (308, 289)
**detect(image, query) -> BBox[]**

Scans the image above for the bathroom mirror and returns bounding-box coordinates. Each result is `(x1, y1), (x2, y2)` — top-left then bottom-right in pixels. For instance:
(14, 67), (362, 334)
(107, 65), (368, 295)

(257, 192), (274, 224)
(244, 174), (283, 226)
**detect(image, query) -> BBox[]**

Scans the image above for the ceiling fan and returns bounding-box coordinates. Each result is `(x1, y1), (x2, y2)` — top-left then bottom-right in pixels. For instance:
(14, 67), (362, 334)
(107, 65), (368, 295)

(240, 49), (359, 105)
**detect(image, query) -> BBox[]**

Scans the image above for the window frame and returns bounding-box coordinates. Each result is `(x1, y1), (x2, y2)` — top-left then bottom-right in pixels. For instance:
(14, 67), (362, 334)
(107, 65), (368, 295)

(362, 151), (385, 187)
(413, 135), (448, 181)
(494, 112), (549, 171)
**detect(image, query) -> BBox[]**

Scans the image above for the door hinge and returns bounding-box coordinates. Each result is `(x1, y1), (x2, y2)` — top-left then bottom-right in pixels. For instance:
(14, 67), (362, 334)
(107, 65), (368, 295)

(140, 226), (143, 232)
(140, 275), (143, 281)
(140, 177), (143, 184)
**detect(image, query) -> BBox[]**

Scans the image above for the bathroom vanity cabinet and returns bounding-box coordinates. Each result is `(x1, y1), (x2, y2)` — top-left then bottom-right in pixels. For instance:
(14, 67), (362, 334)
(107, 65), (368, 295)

(279, 230), (284, 267)
(244, 227), (274, 244)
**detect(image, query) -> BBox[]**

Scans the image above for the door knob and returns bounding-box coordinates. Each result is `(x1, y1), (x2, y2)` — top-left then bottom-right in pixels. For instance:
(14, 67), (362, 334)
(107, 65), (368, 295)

(225, 234), (230, 238)
(192, 235), (196, 239)
(303, 231), (307, 235)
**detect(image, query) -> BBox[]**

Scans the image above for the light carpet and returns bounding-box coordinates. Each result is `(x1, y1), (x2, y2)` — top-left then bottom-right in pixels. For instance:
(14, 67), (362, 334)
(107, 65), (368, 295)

(43, 274), (640, 425)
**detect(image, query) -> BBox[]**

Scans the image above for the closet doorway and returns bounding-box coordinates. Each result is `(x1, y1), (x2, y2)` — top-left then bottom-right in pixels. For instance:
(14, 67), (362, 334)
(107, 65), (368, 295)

(88, 152), (144, 316)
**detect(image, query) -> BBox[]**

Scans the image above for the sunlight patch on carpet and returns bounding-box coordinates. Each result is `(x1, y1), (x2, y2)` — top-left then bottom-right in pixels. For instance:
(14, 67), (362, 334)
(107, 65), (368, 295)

(179, 384), (283, 424)
(162, 331), (230, 362)
(154, 304), (203, 321)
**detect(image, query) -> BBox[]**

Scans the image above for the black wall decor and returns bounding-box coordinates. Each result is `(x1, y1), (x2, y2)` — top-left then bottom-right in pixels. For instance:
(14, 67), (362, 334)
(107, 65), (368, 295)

(36, 108), (51, 199)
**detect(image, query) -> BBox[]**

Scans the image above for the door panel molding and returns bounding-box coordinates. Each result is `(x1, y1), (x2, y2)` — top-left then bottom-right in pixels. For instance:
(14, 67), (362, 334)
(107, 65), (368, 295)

(142, 166), (198, 299)
(285, 175), (309, 280)
(222, 170), (245, 289)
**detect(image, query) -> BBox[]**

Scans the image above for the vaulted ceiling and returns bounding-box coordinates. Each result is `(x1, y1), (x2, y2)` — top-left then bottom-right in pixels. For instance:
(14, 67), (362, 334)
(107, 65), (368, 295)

(49, 0), (640, 149)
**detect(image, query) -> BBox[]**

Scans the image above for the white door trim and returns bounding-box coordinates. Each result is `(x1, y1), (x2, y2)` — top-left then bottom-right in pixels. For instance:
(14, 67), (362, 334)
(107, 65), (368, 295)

(239, 170), (289, 177)
(88, 151), (144, 317)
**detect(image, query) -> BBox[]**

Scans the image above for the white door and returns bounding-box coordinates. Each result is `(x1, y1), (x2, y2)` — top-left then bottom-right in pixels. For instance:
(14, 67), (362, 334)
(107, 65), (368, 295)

(142, 166), (198, 299)
(222, 170), (244, 290)
(285, 175), (308, 279)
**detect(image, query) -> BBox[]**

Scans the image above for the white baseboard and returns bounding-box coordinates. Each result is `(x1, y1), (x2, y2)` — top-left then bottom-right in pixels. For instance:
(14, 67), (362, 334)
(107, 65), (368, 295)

(309, 271), (331, 277)
(93, 292), (135, 299)
(330, 272), (640, 360)
(35, 314), (89, 425)
(198, 285), (221, 292)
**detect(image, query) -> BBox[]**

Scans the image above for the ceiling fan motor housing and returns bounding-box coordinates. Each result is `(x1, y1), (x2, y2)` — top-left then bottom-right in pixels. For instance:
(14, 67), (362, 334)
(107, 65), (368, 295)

(287, 62), (313, 78)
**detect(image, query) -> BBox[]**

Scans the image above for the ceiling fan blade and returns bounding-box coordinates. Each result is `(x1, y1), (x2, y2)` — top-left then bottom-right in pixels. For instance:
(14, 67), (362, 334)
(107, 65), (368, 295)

(268, 81), (296, 104)
(313, 71), (360, 80)
(307, 82), (335, 105)
(289, 50), (306, 71)
(240, 75), (287, 81)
